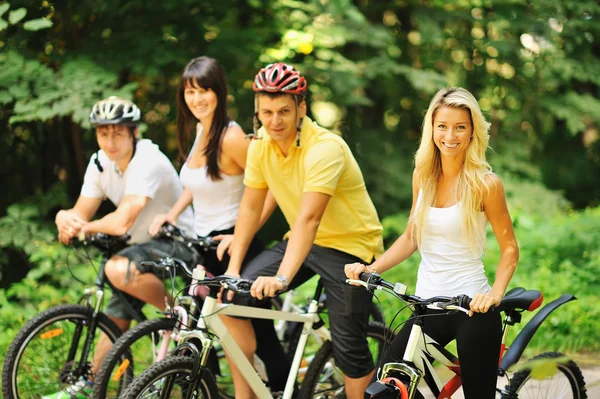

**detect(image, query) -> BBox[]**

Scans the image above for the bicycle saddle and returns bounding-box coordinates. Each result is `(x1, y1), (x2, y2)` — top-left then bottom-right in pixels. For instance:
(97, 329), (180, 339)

(498, 287), (543, 312)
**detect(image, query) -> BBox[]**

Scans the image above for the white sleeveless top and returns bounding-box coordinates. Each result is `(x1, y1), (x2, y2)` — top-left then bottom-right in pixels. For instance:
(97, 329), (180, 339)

(179, 122), (245, 237)
(415, 191), (491, 298)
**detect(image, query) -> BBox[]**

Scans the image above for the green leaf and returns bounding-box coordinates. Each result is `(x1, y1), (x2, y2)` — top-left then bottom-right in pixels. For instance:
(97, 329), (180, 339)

(0, 90), (12, 104)
(0, 17), (7, 31)
(0, 3), (9, 18)
(23, 18), (52, 31)
(8, 7), (25, 24)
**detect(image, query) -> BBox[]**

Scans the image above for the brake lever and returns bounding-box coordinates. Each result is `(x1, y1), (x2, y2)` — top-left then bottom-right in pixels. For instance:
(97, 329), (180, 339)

(345, 278), (371, 289)
(431, 302), (470, 315)
(221, 278), (253, 295)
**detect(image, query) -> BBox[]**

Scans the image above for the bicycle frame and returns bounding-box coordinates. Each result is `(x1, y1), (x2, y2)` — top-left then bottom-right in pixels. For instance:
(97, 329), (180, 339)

(376, 302), (576, 399)
(274, 290), (331, 344)
(379, 321), (466, 398)
(70, 249), (148, 379)
(178, 291), (321, 399)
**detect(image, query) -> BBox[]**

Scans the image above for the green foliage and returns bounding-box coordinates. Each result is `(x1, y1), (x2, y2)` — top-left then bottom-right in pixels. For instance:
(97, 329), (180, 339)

(0, 51), (137, 128)
(0, 183), (102, 360)
(0, 1), (53, 32)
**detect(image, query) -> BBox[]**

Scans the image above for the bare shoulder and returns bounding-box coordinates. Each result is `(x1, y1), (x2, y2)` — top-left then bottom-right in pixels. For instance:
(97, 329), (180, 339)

(483, 172), (506, 201)
(221, 124), (248, 151)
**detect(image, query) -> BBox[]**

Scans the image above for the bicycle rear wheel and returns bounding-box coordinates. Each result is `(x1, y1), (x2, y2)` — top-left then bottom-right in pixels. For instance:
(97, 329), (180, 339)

(1, 304), (122, 399)
(298, 321), (394, 399)
(504, 352), (587, 399)
(120, 355), (218, 399)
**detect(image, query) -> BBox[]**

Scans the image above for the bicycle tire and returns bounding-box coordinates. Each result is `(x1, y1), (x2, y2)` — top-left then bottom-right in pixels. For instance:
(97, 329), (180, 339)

(298, 321), (394, 399)
(504, 351), (587, 399)
(121, 355), (218, 399)
(93, 317), (178, 399)
(2, 304), (122, 399)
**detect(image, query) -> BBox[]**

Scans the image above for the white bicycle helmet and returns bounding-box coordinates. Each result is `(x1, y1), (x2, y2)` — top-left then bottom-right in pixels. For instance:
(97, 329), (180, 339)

(90, 96), (141, 126)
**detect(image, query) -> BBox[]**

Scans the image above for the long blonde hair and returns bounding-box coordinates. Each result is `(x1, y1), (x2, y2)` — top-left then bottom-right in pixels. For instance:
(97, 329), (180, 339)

(411, 87), (492, 254)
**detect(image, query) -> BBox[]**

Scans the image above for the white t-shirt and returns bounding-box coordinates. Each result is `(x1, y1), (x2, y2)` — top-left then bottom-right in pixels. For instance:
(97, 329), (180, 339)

(80, 139), (194, 243)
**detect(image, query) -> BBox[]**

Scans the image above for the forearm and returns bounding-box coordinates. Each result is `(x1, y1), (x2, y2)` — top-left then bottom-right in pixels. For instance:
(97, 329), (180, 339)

(228, 207), (262, 274)
(167, 189), (193, 220)
(276, 217), (319, 281)
(84, 208), (135, 236)
(370, 232), (418, 273)
(64, 208), (91, 222)
(489, 246), (519, 297)
(258, 191), (277, 229)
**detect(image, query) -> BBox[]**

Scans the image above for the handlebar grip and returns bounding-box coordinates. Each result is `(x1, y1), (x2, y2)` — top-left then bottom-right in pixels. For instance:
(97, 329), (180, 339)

(457, 294), (472, 310)
(358, 272), (374, 282)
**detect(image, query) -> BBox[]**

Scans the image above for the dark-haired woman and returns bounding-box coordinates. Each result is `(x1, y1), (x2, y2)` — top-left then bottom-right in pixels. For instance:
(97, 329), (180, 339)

(149, 56), (267, 270)
(148, 57), (289, 391)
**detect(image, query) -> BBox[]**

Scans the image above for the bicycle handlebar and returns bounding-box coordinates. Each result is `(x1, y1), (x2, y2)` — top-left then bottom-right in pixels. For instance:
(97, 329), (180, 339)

(348, 272), (471, 315)
(140, 249), (254, 295)
(154, 222), (220, 251)
(72, 232), (130, 254)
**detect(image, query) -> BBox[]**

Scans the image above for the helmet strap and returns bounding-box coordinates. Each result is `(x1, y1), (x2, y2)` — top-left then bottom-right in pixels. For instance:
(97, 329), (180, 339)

(294, 96), (304, 147)
(93, 151), (104, 172)
(131, 133), (138, 160)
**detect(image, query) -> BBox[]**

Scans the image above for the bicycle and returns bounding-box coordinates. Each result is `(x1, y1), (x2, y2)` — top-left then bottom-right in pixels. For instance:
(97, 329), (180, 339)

(92, 226), (222, 399)
(1, 225), (193, 399)
(95, 223), (386, 399)
(119, 257), (391, 399)
(343, 272), (587, 399)
(2, 233), (133, 399)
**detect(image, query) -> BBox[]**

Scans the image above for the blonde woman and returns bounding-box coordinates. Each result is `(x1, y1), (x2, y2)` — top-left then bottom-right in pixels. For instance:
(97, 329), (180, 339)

(345, 87), (519, 398)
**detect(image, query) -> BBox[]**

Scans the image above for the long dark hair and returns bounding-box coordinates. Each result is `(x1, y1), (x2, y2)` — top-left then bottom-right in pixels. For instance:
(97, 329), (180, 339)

(176, 56), (231, 180)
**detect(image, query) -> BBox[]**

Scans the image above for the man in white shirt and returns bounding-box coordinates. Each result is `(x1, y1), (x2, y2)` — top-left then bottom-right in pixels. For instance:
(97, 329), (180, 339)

(49, 96), (194, 399)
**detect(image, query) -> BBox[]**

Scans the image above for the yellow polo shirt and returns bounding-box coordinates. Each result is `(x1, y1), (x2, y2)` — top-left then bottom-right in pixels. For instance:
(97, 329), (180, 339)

(244, 116), (384, 263)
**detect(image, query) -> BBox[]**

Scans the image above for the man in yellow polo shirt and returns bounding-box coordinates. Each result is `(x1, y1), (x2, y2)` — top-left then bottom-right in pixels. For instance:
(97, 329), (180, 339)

(224, 63), (384, 399)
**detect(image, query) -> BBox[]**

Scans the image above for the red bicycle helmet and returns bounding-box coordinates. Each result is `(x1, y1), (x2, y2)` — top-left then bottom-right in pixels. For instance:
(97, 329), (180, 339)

(252, 63), (307, 95)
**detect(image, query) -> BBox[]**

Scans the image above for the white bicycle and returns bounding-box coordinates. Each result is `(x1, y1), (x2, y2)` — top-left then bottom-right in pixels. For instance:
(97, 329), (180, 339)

(120, 257), (390, 399)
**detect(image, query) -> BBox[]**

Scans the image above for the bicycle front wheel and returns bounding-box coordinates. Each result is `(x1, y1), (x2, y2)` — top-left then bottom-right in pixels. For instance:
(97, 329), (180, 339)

(1, 304), (122, 399)
(121, 355), (218, 399)
(504, 352), (587, 399)
(94, 317), (179, 399)
(299, 321), (394, 399)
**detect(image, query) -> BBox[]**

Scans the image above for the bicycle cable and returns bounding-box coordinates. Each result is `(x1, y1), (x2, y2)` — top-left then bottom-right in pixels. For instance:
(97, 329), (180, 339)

(387, 310), (465, 363)
(65, 245), (96, 285)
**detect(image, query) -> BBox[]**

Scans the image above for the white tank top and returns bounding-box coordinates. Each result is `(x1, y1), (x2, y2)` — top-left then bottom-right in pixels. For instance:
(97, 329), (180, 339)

(415, 190), (491, 299)
(179, 122), (245, 237)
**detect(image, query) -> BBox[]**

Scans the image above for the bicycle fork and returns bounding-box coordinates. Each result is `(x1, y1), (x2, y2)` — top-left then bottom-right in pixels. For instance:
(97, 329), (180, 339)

(70, 288), (105, 380)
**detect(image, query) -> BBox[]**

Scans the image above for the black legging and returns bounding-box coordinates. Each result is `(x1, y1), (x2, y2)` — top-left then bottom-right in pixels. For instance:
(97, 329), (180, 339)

(374, 308), (502, 399)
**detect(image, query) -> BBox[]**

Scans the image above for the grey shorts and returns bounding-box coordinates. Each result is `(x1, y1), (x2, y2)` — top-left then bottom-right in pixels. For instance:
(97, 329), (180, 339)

(104, 238), (198, 320)
(241, 241), (375, 378)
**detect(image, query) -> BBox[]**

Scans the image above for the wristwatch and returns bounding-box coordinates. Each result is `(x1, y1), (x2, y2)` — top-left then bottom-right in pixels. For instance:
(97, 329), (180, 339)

(275, 275), (289, 291)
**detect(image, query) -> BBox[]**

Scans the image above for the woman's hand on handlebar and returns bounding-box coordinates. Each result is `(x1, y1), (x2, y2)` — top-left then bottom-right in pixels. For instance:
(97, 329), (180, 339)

(213, 234), (234, 261)
(468, 292), (502, 316)
(218, 268), (241, 302)
(345, 262), (374, 282)
(149, 214), (175, 236)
